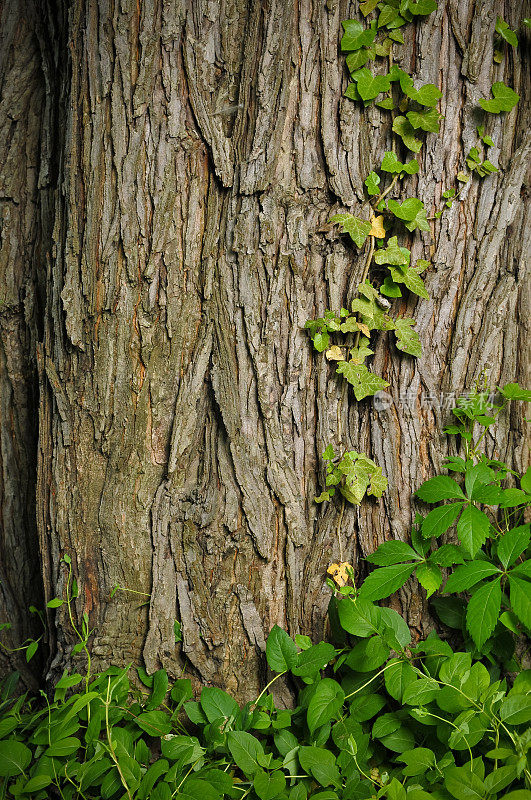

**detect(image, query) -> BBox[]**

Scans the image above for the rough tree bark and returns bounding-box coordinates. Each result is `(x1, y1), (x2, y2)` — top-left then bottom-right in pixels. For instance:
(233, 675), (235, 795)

(0, 0), (529, 698)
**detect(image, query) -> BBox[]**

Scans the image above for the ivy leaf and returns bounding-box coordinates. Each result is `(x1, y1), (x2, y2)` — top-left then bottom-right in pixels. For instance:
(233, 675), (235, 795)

(456, 504), (490, 557)
(388, 265), (429, 299)
(351, 282), (393, 330)
(409, 83), (442, 107)
(495, 16), (518, 47)
(368, 468), (388, 498)
(336, 451), (387, 504)
(466, 577), (502, 648)
(298, 746), (340, 788)
(349, 336), (374, 364)
(336, 361), (389, 401)
(421, 502), (463, 539)
(394, 318), (422, 357)
(509, 576), (531, 630)
(376, 96), (395, 110)
(346, 49), (370, 72)
(380, 151), (419, 174)
(479, 82), (519, 113)
(360, 0), (380, 16)
(374, 236), (410, 266)
(358, 563), (417, 601)
(329, 213), (372, 248)
(369, 215), (386, 238)
(416, 563), (443, 598)
(406, 107), (441, 133)
(378, 5), (404, 29)
(380, 277), (402, 297)
(364, 171), (381, 195)
(408, 0), (438, 13)
(341, 20), (377, 52)
(392, 116), (423, 152)
(350, 67), (392, 101)
(387, 198), (430, 231)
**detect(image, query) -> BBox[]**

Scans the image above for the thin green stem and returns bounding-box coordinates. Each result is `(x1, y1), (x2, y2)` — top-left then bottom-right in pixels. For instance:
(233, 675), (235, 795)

(253, 670), (287, 707)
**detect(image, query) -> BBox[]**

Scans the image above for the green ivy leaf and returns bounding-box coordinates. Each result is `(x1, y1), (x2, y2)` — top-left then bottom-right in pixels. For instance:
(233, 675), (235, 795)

(495, 16), (518, 47)
(406, 107), (441, 132)
(466, 577), (502, 648)
(200, 686), (239, 723)
(387, 198), (430, 231)
(346, 49), (370, 72)
(336, 361), (389, 401)
(402, 677), (439, 705)
(374, 236), (410, 266)
(364, 171), (381, 195)
(393, 318), (422, 357)
(266, 625), (298, 673)
(358, 563), (417, 601)
(307, 679), (345, 733)
(396, 747), (436, 776)
(329, 213), (372, 248)
(456, 504), (490, 556)
(410, 83), (442, 106)
(388, 264), (429, 299)
(444, 766), (486, 800)
(479, 82), (519, 113)
(380, 277), (402, 297)
(392, 116), (423, 152)
(421, 502), (463, 539)
(350, 67), (392, 101)
(380, 151), (419, 174)
(340, 20), (377, 51)
(378, 5), (404, 29)
(360, 0), (380, 16)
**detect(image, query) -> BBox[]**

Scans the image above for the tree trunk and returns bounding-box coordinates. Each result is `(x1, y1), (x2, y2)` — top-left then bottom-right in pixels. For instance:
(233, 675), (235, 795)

(1, 0), (529, 699)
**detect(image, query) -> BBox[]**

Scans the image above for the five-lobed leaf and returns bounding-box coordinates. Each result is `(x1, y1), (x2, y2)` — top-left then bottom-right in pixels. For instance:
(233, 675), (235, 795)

(336, 361), (389, 401)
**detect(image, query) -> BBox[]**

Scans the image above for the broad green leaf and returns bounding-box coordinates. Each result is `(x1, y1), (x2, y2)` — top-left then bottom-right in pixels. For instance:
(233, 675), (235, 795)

(402, 677), (439, 705)
(464, 462), (494, 498)
(480, 82), (519, 113)
(416, 563), (442, 597)
(350, 67), (392, 101)
(227, 731), (266, 777)
(372, 712), (400, 738)
(374, 236), (410, 266)
(392, 116), (423, 151)
(346, 48), (370, 72)
(307, 679), (345, 733)
(341, 20), (377, 52)
(484, 765), (518, 795)
(466, 577), (502, 648)
(0, 740), (32, 777)
(298, 746), (340, 787)
(358, 563), (416, 601)
(266, 625), (298, 673)
(135, 710), (172, 736)
(366, 540), (421, 565)
(456, 504), (490, 556)
(380, 277), (402, 297)
(336, 361), (389, 401)
(345, 636), (390, 671)
(380, 151), (419, 174)
(379, 726), (415, 753)
(21, 775), (53, 793)
(253, 770), (286, 800)
(55, 672), (84, 690)
(348, 692), (386, 720)
(499, 694), (531, 725)
(498, 525), (530, 568)
(384, 659), (417, 701)
(521, 466), (531, 493)
(444, 561), (501, 593)
(200, 686), (239, 722)
(410, 83), (442, 107)
(388, 264), (429, 299)
(45, 736), (82, 757)
(406, 107), (441, 132)
(393, 318), (422, 357)
(146, 668), (169, 710)
(499, 381), (531, 401)
(360, 0), (380, 16)
(421, 502), (463, 539)
(329, 213), (371, 248)
(387, 198), (430, 232)
(337, 597), (380, 636)
(378, 607), (412, 647)
(396, 747), (435, 776)
(444, 766), (486, 800)
(416, 476), (465, 502)
(171, 678), (193, 707)
(292, 642), (336, 677)
(509, 575), (531, 630)
(461, 661), (490, 700)
(364, 171), (380, 195)
(378, 5), (404, 29)
(431, 544), (465, 566)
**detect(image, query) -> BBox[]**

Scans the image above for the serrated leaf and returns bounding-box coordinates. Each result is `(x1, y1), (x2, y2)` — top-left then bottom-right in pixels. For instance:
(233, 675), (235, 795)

(466, 577), (502, 648)
(394, 318), (422, 357)
(392, 116), (423, 151)
(336, 361), (389, 401)
(480, 81), (519, 113)
(387, 198), (430, 231)
(416, 475), (466, 502)
(509, 575), (531, 630)
(431, 544), (465, 566)
(444, 561), (501, 593)
(416, 563), (442, 598)
(366, 540), (421, 565)
(341, 20), (377, 52)
(266, 625), (298, 673)
(456, 504), (490, 556)
(374, 236), (410, 266)
(498, 525), (530, 568)
(421, 502), (463, 539)
(330, 213), (372, 247)
(500, 382), (531, 401)
(358, 563), (416, 601)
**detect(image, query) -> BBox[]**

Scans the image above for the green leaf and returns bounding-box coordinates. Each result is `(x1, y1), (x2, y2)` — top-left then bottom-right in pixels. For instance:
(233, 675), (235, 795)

(348, 692), (386, 720)
(379, 607), (412, 647)
(350, 67), (392, 101)
(396, 747), (435, 776)
(379, 726), (415, 753)
(21, 775), (53, 794)
(373, 236), (410, 266)
(292, 642), (336, 677)
(495, 16), (518, 47)
(466, 577), (502, 648)
(364, 171), (380, 195)
(402, 677), (439, 705)
(358, 563), (416, 601)
(509, 575), (531, 630)
(227, 731), (266, 777)
(378, 5), (404, 29)
(444, 561), (501, 593)
(421, 502), (463, 539)
(329, 213), (372, 248)
(336, 361), (389, 401)
(387, 198), (430, 231)
(431, 544), (465, 566)
(360, 0), (380, 16)
(0, 740), (32, 777)
(266, 625), (298, 673)
(307, 679), (345, 733)
(410, 83), (442, 107)
(444, 766), (486, 800)
(480, 82), (519, 113)
(456, 504), (490, 556)
(344, 636), (390, 671)
(346, 48), (370, 73)
(393, 318), (422, 357)
(385, 659), (417, 701)
(337, 597), (380, 636)
(416, 563), (442, 597)
(388, 264), (429, 299)
(366, 540), (420, 565)
(498, 525), (530, 568)
(500, 382), (531, 401)
(135, 710), (172, 736)
(416, 476), (466, 502)
(500, 694), (531, 725)
(521, 465), (531, 493)
(45, 736), (82, 757)
(341, 20), (377, 52)
(200, 686), (239, 722)
(484, 765), (518, 795)
(253, 770), (286, 800)
(380, 151), (419, 174)
(298, 746), (340, 787)
(380, 277), (402, 297)
(406, 107), (441, 132)
(46, 597), (63, 608)
(392, 116), (423, 152)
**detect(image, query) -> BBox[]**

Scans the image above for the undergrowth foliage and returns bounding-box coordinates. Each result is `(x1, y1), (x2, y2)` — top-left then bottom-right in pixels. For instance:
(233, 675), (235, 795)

(1, 4), (530, 800)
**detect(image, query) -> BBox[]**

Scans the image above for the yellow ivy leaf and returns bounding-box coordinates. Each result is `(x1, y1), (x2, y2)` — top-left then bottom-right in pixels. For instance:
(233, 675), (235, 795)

(357, 322), (371, 337)
(369, 215), (385, 238)
(327, 562), (354, 587)
(325, 345), (344, 361)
